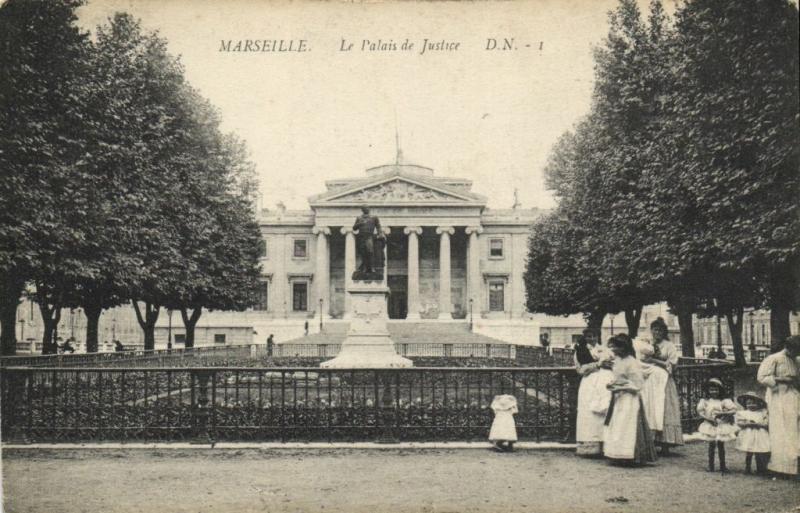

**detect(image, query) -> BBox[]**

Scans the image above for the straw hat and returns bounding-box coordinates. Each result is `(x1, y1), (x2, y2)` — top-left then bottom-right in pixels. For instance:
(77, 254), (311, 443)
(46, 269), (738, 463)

(706, 378), (724, 390)
(737, 391), (767, 409)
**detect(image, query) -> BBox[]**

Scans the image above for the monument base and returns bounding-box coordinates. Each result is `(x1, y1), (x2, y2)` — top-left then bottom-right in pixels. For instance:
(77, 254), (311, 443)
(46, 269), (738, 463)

(321, 282), (413, 369)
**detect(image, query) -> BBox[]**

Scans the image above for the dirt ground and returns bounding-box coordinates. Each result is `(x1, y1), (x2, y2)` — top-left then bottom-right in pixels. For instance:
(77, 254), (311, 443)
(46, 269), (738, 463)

(2, 443), (799, 513)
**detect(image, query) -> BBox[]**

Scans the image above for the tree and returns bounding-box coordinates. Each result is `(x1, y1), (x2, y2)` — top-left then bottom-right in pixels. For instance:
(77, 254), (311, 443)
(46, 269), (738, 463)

(164, 91), (262, 348)
(533, 1), (671, 340)
(0, 0), (93, 354)
(91, 14), (189, 350)
(524, 212), (616, 342)
(665, 0), (800, 351)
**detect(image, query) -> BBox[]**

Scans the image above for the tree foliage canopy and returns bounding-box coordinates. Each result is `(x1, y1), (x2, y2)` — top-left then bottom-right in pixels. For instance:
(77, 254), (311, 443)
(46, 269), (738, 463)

(0, 2), (263, 354)
(525, 0), (799, 358)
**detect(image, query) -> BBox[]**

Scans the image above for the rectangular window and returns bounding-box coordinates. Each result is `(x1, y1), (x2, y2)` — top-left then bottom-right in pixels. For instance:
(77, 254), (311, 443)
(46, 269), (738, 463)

(489, 281), (504, 312)
(258, 238), (267, 258)
(293, 282), (308, 311)
(293, 239), (308, 258)
(255, 281), (269, 311)
(489, 239), (504, 258)
(174, 334), (186, 345)
(214, 334), (226, 345)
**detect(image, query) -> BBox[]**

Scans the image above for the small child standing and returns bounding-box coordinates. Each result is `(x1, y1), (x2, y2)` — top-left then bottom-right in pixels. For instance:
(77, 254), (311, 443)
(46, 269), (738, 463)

(735, 391), (770, 474)
(697, 378), (739, 473)
(489, 394), (518, 452)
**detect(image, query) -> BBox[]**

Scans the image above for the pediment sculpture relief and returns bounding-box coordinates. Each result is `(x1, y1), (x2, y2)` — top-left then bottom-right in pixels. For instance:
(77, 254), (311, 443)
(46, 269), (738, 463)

(334, 180), (457, 202)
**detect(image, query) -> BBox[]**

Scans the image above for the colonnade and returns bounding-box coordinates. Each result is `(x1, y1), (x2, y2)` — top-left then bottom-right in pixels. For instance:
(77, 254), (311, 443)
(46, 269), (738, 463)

(313, 225), (483, 319)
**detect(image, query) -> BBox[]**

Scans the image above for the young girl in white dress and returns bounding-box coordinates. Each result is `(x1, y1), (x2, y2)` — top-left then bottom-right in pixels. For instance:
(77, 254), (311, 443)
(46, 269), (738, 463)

(489, 394), (518, 452)
(697, 378), (739, 473)
(735, 391), (770, 474)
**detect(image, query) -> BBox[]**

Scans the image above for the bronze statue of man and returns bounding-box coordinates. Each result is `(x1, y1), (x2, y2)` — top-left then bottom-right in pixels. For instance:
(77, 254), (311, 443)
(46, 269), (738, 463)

(353, 206), (384, 276)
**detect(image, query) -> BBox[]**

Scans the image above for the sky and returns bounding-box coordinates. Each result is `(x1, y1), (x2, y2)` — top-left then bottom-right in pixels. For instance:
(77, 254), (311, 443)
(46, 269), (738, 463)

(76, 0), (648, 211)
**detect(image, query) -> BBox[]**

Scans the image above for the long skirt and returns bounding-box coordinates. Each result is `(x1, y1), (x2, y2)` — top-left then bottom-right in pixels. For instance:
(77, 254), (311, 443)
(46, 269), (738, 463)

(654, 377), (684, 446)
(640, 366), (667, 431)
(766, 386), (800, 475)
(603, 392), (658, 464)
(576, 369), (614, 456)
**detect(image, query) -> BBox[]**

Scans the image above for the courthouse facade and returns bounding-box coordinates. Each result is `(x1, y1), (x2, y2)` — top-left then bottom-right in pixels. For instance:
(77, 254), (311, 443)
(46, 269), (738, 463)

(256, 162), (541, 324)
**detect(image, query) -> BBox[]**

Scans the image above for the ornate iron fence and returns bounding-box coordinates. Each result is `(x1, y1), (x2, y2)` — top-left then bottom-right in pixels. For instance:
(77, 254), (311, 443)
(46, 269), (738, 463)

(0, 345), (255, 368)
(1, 366), (577, 443)
(1, 360), (733, 443)
(515, 346), (575, 366)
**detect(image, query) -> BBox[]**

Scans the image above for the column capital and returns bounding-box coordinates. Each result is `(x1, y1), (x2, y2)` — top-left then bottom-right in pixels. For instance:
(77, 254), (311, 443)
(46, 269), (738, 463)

(340, 227), (358, 236)
(465, 225), (484, 235)
(312, 226), (331, 236)
(403, 226), (423, 236)
(436, 226), (455, 236)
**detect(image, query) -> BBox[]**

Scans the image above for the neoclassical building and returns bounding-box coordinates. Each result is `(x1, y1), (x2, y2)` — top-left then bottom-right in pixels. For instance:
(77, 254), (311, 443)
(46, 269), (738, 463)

(255, 162), (542, 326)
(14, 161), (545, 351)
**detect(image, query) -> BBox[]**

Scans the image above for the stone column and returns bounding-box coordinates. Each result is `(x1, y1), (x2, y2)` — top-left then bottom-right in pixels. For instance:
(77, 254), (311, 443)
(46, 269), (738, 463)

(436, 226), (455, 319)
(465, 226), (483, 313)
(313, 226), (331, 319)
(341, 227), (357, 319)
(404, 226), (423, 320)
(381, 226), (392, 283)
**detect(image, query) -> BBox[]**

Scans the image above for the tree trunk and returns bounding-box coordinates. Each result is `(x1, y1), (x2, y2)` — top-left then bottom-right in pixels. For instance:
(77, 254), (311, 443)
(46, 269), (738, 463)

(0, 273), (25, 356)
(84, 302), (101, 353)
(0, 298), (19, 356)
(725, 307), (746, 368)
(768, 299), (791, 353)
(677, 311), (695, 358)
(767, 262), (798, 352)
(180, 306), (202, 349)
(668, 296), (697, 358)
(38, 301), (62, 355)
(585, 307), (606, 344)
(624, 306), (642, 339)
(132, 300), (160, 352)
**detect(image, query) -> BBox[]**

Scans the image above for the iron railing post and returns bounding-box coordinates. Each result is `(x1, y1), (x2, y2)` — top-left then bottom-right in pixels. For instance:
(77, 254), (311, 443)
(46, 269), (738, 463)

(191, 369), (213, 444)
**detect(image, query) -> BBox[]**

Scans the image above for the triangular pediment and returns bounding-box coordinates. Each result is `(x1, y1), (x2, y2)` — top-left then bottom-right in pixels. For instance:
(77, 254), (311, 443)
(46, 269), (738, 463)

(310, 174), (486, 206)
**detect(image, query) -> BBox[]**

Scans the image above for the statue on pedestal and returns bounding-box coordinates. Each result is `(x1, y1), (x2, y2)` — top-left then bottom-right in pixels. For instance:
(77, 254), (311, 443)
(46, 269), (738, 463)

(352, 206), (385, 281)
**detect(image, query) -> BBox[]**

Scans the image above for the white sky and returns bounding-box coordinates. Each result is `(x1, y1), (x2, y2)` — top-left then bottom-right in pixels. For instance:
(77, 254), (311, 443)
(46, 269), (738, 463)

(76, 0), (652, 211)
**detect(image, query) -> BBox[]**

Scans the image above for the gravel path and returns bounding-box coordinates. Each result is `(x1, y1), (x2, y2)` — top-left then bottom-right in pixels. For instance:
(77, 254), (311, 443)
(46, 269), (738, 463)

(3, 443), (799, 513)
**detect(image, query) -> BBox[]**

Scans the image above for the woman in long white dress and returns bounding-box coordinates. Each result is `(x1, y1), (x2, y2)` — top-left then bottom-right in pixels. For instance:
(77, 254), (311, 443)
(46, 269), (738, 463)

(638, 318), (684, 453)
(756, 335), (800, 476)
(574, 332), (614, 456)
(603, 334), (657, 465)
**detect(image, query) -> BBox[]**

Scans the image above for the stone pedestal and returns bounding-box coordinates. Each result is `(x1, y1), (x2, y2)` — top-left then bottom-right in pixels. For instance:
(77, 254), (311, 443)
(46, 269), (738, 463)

(321, 282), (413, 368)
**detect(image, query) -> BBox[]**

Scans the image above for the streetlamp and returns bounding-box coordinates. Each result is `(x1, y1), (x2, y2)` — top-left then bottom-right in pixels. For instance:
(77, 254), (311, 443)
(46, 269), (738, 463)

(715, 313), (724, 359)
(469, 298), (474, 332)
(319, 298), (324, 332)
(167, 309), (173, 350)
(748, 311), (756, 351)
(610, 314), (615, 335)
(70, 308), (75, 339)
(18, 318), (25, 342)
